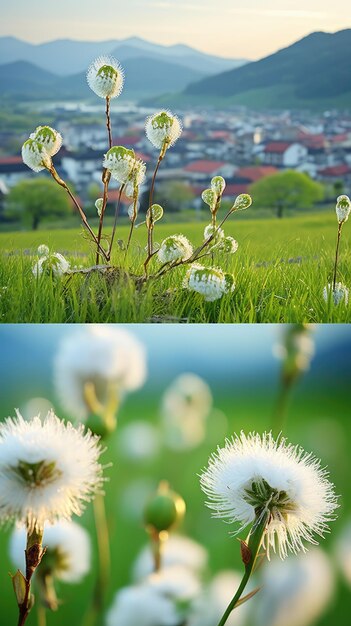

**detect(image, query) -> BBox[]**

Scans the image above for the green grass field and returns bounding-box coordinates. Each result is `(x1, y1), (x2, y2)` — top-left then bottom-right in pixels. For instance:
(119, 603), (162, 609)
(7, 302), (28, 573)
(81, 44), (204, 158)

(1, 211), (350, 323)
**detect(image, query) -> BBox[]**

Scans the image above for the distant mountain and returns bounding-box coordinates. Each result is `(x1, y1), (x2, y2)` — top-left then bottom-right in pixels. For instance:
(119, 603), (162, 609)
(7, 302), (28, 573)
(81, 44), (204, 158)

(0, 35), (247, 77)
(179, 29), (351, 109)
(0, 56), (207, 100)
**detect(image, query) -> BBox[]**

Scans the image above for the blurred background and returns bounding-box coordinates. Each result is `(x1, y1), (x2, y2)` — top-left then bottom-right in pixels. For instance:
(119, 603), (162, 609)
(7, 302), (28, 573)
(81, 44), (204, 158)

(0, 323), (350, 624)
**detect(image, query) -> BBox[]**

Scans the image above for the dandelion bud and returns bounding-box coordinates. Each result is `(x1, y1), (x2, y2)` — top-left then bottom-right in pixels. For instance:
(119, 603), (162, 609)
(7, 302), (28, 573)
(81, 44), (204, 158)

(22, 139), (52, 173)
(184, 264), (235, 302)
(95, 198), (104, 217)
(144, 482), (186, 533)
(30, 126), (62, 157)
(217, 236), (239, 254)
(87, 56), (124, 99)
(37, 244), (49, 257)
(335, 195), (351, 224)
(146, 204), (164, 228)
(323, 283), (349, 305)
(145, 110), (182, 151)
(211, 176), (226, 195)
(201, 189), (216, 210)
(232, 193), (252, 212)
(157, 234), (192, 263)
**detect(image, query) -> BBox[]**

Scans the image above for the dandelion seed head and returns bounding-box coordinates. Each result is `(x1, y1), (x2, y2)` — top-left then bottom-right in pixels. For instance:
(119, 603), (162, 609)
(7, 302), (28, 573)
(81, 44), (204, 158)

(335, 195), (351, 224)
(87, 56), (124, 99)
(203, 224), (225, 246)
(29, 126), (62, 157)
(217, 236), (239, 254)
(200, 431), (338, 559)
(103, 146), (136, 184)
(323, 283), (349, 305)
(158, 234), (193, 263)
(37, 244), (50, 257)
(10, 519), (91, 583)
(32, 252), (70, 278)
(22, 139), (52, 173)
(184, 265), (235, 302)
(0, 410), (104, 532)
(145, 110), (182, 150)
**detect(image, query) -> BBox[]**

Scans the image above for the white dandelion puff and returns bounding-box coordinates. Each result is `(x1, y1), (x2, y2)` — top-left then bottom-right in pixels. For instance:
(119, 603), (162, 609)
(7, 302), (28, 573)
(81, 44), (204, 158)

(29, 126), (62, 157)
(145, 110), (182, 151)
(10, 519), (91, 583)
(323, 282), (349, 305)
(184, 264), (235, 302)
(335, 195), (351, 224)
(87, 56), (124, 99)
(0, 410), (104, 532)
(103, 146), (136, 184)
(32, 252), (70, 277)
(37, 244), (50, 257)
(253, 548), (335, 626)
(157, 234), (193, 264)
(133, 535), (208, 582)
(22, 139), (52, 173)
(54, 325), (146, 421)
(200, 431), (338, 560)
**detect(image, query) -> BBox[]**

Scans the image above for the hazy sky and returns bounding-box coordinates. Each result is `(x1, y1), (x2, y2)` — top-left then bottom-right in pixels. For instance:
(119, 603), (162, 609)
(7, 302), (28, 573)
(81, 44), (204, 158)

(2, 0), (351, 59)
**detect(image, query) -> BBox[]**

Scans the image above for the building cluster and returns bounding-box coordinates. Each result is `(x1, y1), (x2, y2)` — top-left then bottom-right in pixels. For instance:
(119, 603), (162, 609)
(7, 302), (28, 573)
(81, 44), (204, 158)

(1, 103), (351, 215)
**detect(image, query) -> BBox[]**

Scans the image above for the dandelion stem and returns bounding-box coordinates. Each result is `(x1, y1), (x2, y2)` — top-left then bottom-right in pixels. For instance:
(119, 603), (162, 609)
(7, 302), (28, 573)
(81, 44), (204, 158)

(144, 152), (164, 275)
(107, 184), (125, 261)
(94, 493), (110, 613)
(16, 526), (45, 626)
(216, 513), (268, 626)
(332, 222), (343, 290)
(48, 165), (109, 262)
(96, 169), (111, 265)
(105, 97), (113, 150)
(37, 604), (47, 626)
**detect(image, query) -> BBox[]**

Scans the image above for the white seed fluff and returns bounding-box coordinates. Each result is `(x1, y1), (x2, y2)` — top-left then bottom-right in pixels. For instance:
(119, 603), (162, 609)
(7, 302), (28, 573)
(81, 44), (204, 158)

(0, 410), (104, 531)
(132, 535), (208, 582)
(22, 139), (52, 173)
(29, 126), (62, 157)
(157, 234), (193, 263)
(10, 519), (91, 583)
(200, 431), (338, 559)
(54, 325), (147, 420)
(32, 252), (70, 277)
(335, 195), (351, 224)
(87, 56), (124, 99)
(184, 264), (235, 302)
(323, 283), (349, 305)
(145, 110), (182, 150)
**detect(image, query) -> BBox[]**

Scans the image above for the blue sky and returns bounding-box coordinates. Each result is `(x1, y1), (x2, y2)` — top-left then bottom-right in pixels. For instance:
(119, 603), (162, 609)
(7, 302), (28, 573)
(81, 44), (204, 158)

(2, 0), (350, 58)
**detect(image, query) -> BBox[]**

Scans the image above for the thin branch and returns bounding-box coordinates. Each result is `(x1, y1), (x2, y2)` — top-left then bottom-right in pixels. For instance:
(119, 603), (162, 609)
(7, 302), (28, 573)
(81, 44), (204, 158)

(332, 222), (343, 290)
(107, 184), (125, 261)
(144, 152), (164, 275)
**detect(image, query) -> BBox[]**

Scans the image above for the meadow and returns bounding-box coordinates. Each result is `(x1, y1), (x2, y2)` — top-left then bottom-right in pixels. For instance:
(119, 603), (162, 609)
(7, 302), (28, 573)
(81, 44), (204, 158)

(0, 210), (350, 323)
(0, 324), (350, 626)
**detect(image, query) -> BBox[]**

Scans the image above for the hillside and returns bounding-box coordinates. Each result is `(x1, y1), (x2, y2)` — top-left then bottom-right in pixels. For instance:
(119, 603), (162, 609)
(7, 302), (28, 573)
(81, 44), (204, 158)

(182, 29), (351, 107)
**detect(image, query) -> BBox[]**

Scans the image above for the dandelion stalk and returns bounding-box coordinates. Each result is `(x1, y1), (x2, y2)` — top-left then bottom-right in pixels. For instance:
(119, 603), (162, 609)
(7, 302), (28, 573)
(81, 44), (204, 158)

(107, 184), (125, 261)
(332, 222), (343, 290)
(105, 96), (113, 149)
(36, 604), (47, 626)
(216, 512), (269, 626)
(96, 97), (114, 265)
(48, 165), (109, 262)
(15, 526), (45, 626)
(144, 148), (166, 275)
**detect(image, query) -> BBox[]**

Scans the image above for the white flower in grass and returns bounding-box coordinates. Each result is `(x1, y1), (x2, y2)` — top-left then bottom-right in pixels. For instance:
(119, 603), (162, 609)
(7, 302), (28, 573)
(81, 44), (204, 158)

(37, 244), (50, 256)
(217, 236), (239, 254)
(203, 224), (225, 246)
(334, 520), (351, 586)
(161, 373), (212, 450)
(133, 535), (208, 582)
(87, 56), (124, 99)
(335, 194), (351, 224)
(158, 234), (193, 263)
(10, 519), (91, 583)
(32, 252), (70, 277)
(145, 110), (182, 151)
(189, 571), (248, 626)
(184, 264), (235, 302)
(22, 138), (52, 172)
(200, 431), (338, 560)
(0, 410), (104, 532)
(54, 326), (146, 421)
(253, 548), (335, 626)
(29, 126), (62, 157)
(323, 282), (349, 305)
(107, 566), (200, 626)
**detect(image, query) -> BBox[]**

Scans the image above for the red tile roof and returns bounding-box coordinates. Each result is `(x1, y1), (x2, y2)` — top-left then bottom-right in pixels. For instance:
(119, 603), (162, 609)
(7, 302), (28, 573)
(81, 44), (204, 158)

(236, 166), (278, 182)
(184, 160), (229, 174)
(0, 156), (22, 164)
(264, 142), (292, 153)
(319, 164), (351, 177)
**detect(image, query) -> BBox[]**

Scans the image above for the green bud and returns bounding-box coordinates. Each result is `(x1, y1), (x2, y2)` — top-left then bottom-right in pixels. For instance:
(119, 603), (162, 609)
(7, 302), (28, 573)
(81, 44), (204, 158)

(211, 176), (226, 195)
(11, 570), (27, 606)
(232, 194), (252, 211)
(201, 189), (216, 209)
(144, 481), (186, 532)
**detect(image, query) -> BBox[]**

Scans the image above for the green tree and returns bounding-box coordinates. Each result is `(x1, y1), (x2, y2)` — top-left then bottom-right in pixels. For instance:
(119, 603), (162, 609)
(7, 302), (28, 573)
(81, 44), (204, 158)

(5, 178), (72, 230)
(153, 181), (195, 213)
(249, 170), (324, 218)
